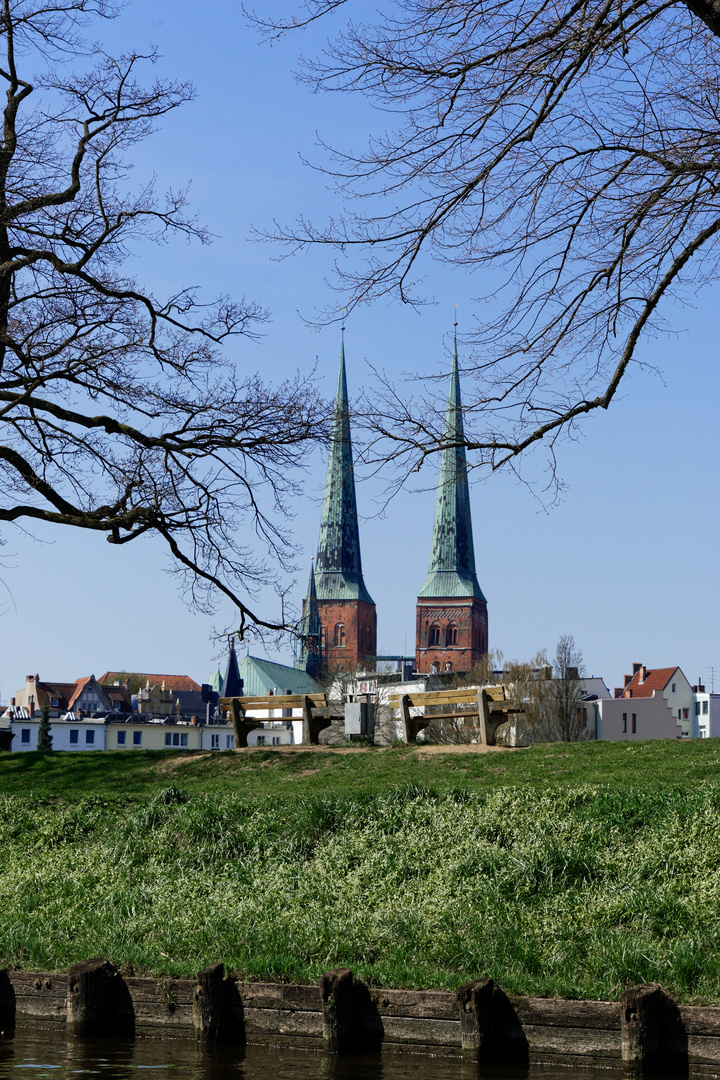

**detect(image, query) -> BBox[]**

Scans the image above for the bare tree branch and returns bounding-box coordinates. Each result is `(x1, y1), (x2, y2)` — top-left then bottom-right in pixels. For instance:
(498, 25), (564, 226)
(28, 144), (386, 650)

(0, 1), (331, 634)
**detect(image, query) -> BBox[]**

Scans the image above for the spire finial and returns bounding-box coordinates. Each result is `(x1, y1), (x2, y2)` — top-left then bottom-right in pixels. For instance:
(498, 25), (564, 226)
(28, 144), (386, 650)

(454, 303), (459, 350)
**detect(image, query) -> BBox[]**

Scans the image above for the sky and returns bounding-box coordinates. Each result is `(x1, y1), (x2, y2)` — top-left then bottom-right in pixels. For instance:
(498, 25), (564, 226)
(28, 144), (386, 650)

(1, 0), (719, 702)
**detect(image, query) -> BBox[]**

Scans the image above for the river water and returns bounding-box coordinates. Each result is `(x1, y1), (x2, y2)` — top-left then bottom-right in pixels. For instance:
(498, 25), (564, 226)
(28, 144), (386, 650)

(0, 1026), (623, 1080)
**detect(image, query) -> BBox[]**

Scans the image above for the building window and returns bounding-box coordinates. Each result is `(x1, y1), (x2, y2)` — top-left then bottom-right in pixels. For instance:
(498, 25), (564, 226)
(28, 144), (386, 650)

(133, 731), (142, 747)
(21, 728), (30, 744)
(117, 730), (126, 746)
(672, 683), (676, 693)
(211, 734), (219, 749)
(445, 662), (453, 672)
(683, 708), (689, 719)
(50, 697), (59, 708)
(165, 732), (188, 747)
(446, 624), (458, 646)
(69, 729), (78, 745)
(272, 736), (281, 745)
(226, 735), (235, 749)
(704, 701), (709, 714)
(429, 624), (441, 646)
(631, 714), (636, 734)
(257, 735), (266, 746)
(333, 623), (346, 648)
(622, 713), (627, 733)
(696, 702), (701, 715)
(85, 729), (95, 745)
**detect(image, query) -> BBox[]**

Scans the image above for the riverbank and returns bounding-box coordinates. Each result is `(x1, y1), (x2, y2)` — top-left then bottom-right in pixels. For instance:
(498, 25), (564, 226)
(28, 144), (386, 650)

(2, 741), (720, 1002)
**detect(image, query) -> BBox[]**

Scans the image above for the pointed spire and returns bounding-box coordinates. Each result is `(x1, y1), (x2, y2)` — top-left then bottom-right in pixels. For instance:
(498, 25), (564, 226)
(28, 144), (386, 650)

(223, 636), (243, 697)
(314, 336), (373, 604)
(295, 561), (324, 673)
(418, 334), (486, 600)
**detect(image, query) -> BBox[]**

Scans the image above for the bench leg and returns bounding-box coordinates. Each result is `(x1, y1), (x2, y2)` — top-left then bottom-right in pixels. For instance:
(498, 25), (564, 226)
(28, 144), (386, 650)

(230, 700), (259, 748)
(302, 695), (331, 745)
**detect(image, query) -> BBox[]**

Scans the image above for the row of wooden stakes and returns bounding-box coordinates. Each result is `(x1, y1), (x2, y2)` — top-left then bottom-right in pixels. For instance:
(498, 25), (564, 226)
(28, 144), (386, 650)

(1, 957), (679, 1075)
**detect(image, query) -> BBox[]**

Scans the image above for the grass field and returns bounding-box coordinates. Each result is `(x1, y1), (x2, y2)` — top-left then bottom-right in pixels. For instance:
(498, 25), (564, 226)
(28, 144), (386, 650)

(2, 740), (720, 1002)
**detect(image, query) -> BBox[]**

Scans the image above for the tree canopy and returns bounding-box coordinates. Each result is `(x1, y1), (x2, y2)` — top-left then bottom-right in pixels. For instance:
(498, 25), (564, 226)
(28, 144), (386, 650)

(0, 0), (327, 634)
(250, 0), (720, 481)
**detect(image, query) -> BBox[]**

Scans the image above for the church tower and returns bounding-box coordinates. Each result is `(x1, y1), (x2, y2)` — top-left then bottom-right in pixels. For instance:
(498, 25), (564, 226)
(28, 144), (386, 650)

(294, 562), (324, 678)
(415, 336), (488, 674)
(313, 338), (377, 672)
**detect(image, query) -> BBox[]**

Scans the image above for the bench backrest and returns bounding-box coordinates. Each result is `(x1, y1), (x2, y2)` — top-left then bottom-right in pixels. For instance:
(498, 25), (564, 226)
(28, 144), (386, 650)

(219, 693), (327, 712)
(388, 685), (507, 710)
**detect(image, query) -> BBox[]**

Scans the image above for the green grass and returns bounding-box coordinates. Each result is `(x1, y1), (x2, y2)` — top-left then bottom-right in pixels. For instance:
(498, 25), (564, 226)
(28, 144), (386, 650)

(2, 741), (720, 1002)
(2, 736), (720, 798)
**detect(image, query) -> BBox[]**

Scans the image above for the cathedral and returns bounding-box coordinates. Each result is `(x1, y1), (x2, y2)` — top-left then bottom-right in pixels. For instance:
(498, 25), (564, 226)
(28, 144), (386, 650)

(295, 334), (488, 678)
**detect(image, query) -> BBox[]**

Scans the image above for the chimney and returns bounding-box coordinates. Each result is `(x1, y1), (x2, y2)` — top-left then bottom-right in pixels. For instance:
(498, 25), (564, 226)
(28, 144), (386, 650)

(26, 675), (34, 683)
(10, 697), (15, 706)
(624, 674), (632, 687)
(614, 688), (623, 698)
(639, 665), (646, 682)
(632, 663), (642, 675)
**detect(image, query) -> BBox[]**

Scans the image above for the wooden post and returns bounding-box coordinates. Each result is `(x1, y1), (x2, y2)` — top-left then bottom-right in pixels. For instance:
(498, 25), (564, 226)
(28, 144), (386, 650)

(478, 689), (493, 745)
(193, 962), (225, 1042)
(0, 970), (15, 1036)
(66, 958), (117, 1037)
(320, 968), (356, 1053)
(457, 977), (495, 1060)
(399, 693), (412, 742)
(229, 699), (258, 748)
(621, 984), (665, 1074)
(302, 696), (331, 744)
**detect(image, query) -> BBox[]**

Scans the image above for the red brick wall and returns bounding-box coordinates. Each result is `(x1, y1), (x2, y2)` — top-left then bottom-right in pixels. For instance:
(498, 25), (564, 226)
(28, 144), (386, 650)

(415, 598), (488, 674)
(318, 598), (377, 672)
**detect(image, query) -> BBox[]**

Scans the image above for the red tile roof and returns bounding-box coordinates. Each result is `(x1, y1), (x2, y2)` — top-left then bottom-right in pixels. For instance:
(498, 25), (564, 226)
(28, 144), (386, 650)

(99, 672), (202, 692)
(67, 676), (93, 710)
(621, 666), (678, 698)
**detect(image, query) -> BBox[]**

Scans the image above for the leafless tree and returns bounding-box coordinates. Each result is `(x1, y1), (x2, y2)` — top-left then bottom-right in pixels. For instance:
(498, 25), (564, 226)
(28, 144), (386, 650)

(0, 0), (328, 635)
(248, 0), (720, 484)
(536, 635), (590, 741)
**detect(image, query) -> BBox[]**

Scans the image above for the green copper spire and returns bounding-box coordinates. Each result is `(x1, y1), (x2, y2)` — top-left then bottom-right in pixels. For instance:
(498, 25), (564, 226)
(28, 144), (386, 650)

(295, 561), (323, 674)
(418, 336), (486, 601)
(315, 337), (374, 604)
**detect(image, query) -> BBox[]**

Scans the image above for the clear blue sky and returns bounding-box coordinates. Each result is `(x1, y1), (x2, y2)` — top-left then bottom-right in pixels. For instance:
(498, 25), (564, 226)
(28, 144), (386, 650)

(2, 0), (718, 702)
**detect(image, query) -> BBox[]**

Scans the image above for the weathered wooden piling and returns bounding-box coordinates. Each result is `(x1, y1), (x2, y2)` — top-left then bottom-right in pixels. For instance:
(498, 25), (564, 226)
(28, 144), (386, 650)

(320, 968), (355, 1053)
(620, 983), (666, 1074)
(192, 963), (226, 1042)
(66, 958), (117, 1037)
(457, 977), (496, 1060)
(0, 970), (15, 1036)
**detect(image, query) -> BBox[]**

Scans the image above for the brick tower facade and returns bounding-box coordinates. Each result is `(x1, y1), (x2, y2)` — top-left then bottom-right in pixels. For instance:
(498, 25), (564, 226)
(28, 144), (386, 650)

(311, 340), (377, 673)
(416, 338), (488, 674)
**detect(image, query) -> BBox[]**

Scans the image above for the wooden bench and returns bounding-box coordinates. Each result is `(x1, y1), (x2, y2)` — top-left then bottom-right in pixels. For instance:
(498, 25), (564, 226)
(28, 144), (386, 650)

(218, 693), (330, 747)
(387, 685), (523, 745)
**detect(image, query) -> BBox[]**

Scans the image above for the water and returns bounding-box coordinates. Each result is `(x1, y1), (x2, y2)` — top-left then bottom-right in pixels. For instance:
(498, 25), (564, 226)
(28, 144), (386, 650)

(0, 1027), (620, 1080)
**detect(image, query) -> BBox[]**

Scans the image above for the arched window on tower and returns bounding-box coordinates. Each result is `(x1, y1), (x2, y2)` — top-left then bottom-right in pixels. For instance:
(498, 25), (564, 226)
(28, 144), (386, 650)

(429, 624), (441, 646)
(446, 624), (458, 646)
(334, 623), (346, 648)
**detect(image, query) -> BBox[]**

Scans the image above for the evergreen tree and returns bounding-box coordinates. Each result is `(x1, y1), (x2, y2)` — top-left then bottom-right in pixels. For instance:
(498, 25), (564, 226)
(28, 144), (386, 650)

(37, 705), (53, 753)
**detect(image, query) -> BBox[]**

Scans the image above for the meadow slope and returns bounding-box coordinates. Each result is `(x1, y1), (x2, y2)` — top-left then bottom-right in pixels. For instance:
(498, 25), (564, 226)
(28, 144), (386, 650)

(1, 741), (719, 1001)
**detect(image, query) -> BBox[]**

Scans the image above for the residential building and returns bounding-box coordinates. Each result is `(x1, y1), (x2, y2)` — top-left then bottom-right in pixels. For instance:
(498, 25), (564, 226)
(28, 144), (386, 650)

(12, 674), (113, 717)
(588, 663), (694, 740)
